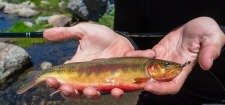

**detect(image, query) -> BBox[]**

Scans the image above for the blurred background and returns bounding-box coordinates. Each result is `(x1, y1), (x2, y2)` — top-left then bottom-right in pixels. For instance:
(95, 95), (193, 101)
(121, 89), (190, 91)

(0, 0), (142, 105)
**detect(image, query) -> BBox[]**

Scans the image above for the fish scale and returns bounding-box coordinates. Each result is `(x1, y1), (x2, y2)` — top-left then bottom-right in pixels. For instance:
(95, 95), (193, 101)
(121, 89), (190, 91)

(17, 57), (184, 94)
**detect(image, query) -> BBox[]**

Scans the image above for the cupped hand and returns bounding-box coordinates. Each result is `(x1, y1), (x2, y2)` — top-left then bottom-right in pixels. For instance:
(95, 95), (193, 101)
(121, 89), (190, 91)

(43, 22), (155, 99)
(128, 17), (225, 95)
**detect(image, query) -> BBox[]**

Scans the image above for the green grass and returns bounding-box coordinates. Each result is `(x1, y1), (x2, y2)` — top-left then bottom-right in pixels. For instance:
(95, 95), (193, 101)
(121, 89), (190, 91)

(98, 10), (115, 29)
(36, 0), (71, 16)
(11, 38), (46, 48)
(9, 21), (49, 32)
(8, 21), (51, 48)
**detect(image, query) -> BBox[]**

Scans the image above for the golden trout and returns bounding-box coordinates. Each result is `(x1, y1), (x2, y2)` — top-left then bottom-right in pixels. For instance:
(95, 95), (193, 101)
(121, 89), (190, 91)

(17, 57), (187, 94)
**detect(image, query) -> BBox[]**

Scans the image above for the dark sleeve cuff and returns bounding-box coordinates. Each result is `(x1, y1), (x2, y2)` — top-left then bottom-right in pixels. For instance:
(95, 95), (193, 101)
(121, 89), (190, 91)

(220, 26), (225, 34)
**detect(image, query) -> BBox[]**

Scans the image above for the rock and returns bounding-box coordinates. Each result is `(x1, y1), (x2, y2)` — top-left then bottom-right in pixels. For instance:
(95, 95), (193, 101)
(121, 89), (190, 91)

(68, 0), (114, 21)
(0, 38), (11, 42)
(0, 5), (4, 10)
(35, 16), (50, 24)
(18, 7), (40, 18)
(3, 1), (39, 17)
(27, 2), (36, 8)
(19, 1), (32, 6)
(0, 0), (6, 10)
(58, 0), (66, 8)
(48, 15), (72, 27)
(106, 3), (114, 13)
(68, 0), (88, 20)
(0, 42), (30, 81)
(4, 4), (18, 14)
(15, 1), (36, 8)
(23, 21), (33, 27)
(40, 62), (52, 70)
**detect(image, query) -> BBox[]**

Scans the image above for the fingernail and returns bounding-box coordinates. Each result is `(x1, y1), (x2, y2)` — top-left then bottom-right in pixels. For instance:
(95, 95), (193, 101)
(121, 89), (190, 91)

(210, 57), (214, 63)
(116, 93), (124, 99)
(207, 57), (213, 70)
(74, 89), (79, 95)
(62, 90), (71, 96)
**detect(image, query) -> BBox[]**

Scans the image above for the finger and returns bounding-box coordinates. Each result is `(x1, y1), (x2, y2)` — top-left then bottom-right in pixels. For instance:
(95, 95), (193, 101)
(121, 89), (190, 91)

(111, 88), (124, 98)
(60, 84), (81, 99)
(125, 49), (155, 58)
(43, 26), (83, 41)
(45, 77), (60, 90)
(83, 87), (101, 99)
(144, 80), (179, 95)
(198, 45), (220, 70)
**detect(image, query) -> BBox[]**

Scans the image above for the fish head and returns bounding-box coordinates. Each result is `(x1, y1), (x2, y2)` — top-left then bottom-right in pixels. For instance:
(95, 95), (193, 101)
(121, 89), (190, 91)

(147, 60), (185, 82)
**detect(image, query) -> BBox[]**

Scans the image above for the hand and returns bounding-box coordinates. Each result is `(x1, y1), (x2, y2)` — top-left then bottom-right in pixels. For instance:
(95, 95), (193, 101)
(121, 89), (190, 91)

(126, 17), (225, 95)
(43, 22), (155, 99)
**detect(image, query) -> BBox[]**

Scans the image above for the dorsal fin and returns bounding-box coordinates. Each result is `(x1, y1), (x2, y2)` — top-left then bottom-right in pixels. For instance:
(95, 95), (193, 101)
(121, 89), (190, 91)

(91, 58), (106, 62)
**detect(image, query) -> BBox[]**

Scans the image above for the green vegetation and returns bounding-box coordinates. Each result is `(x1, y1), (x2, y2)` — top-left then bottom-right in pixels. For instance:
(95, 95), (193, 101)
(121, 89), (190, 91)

(9, 21), (51, 32)
(98, 10), (115, 29)
(8, 21), (51, 48)
(35, 0), (71, 16)
(11, 38), (46, 48)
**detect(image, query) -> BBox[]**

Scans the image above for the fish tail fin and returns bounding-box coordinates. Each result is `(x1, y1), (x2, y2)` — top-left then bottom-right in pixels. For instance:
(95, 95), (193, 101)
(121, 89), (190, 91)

(17, 70), (44, 94)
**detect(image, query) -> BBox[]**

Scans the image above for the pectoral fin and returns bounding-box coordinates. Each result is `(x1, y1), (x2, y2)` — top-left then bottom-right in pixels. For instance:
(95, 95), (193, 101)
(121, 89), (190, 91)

(133, 77), (149, 84)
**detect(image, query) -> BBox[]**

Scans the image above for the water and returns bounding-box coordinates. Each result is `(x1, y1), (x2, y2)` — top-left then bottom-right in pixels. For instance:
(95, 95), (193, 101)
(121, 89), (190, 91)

(0, 12), (18, 32)
(0, 40), (140, 105)
(0, 12), (140, 105)
(26, 40), (78, 69)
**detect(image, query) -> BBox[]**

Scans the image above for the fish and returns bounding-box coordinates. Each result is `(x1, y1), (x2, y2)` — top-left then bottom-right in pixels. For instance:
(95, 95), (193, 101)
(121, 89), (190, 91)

(17, 57), (187, 94)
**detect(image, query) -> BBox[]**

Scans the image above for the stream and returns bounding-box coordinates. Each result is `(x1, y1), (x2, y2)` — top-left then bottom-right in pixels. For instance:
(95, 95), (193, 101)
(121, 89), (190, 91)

(0, 39), (140, 105)
(0, 12), (18, 32)
(0, 12), (140, 105)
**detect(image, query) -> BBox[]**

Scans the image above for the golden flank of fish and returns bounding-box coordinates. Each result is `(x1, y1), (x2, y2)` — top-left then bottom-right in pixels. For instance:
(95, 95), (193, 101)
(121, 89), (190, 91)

(17, 57), (187, 94)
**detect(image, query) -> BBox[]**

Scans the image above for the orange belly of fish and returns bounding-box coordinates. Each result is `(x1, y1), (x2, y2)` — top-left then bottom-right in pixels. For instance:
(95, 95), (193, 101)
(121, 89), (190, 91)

(70, 83), (145, 92)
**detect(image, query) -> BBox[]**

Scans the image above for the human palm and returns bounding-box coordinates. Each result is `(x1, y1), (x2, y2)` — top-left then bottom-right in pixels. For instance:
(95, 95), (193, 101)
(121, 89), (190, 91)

(143, 17), (225, 95)
(44, 23), (135, 62)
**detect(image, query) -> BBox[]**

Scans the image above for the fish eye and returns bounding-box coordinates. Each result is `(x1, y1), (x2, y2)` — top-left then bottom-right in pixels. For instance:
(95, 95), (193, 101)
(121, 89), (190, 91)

(163, 62), (171, 67)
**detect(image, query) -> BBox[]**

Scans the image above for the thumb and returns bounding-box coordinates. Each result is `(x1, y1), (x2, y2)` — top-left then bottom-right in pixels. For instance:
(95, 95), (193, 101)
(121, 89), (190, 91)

(198, 45), (220, 70)
(43, 26), (84, 41)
